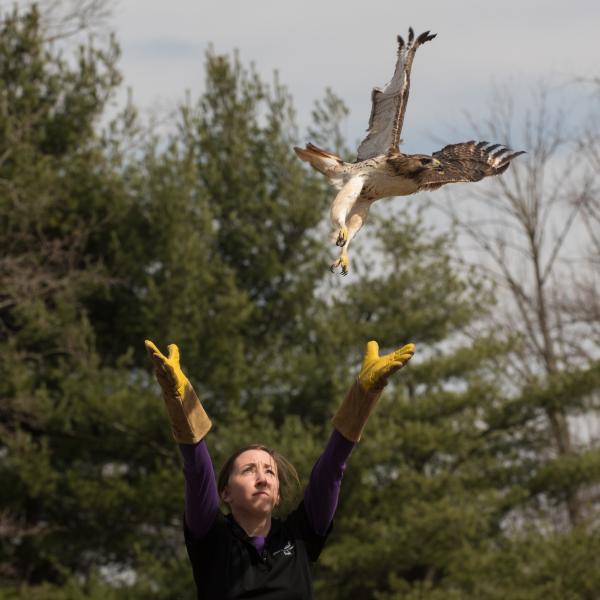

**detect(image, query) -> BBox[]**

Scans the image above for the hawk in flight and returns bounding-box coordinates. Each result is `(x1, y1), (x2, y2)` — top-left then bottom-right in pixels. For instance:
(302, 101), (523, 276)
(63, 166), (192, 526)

(294, 28), (525, 275)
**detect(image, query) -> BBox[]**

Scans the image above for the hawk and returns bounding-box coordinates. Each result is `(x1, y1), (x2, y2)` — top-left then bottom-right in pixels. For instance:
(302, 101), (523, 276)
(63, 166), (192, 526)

(294, 28), (525, 275)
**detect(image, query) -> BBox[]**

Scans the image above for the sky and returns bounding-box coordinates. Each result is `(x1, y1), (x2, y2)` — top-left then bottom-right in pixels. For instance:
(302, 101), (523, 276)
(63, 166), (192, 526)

(106, 0), (599, 153)
(5, 0), (599, 152)
(107, 0), (600, 440)
(3, 1), (599, 368)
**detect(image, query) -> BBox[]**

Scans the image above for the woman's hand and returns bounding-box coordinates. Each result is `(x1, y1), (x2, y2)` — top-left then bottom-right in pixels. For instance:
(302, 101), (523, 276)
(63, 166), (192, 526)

(145, 340), (189, 398)
(331, 339), (416, 442)
(144, 339), (212, 444)
(358, 340), (415, 391)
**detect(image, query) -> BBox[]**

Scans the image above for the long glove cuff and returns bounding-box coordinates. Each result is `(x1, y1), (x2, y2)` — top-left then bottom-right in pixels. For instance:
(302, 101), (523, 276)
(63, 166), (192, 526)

(331, 379), (385, 442)
(161, 381), (212, 444)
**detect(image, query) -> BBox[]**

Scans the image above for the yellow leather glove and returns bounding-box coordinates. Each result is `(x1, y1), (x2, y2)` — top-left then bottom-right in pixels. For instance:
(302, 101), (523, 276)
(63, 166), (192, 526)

(332, 340), (415, 442)
(145, 339), (212, 444)
(357, 340), (416, 391)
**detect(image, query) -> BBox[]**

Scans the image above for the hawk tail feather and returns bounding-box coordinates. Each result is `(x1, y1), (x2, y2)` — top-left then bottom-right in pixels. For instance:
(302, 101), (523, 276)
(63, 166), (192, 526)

(293, 143), (345, 176)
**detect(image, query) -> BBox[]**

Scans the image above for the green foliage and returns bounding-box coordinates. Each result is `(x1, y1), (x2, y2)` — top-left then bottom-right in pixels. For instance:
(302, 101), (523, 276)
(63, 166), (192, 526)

(314, 217), (501, 598)
(1, 5), (600, 600)
(0, 5), (185, 593)
(88, 46), (337, 423)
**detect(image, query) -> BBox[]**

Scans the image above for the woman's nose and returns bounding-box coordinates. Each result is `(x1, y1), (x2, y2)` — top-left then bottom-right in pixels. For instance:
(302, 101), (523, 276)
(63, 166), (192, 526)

(256, 471), (268, 486)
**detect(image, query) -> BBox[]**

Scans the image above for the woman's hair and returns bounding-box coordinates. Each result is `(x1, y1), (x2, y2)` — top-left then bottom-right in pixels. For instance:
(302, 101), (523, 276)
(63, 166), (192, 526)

(217, 444), (300, 505)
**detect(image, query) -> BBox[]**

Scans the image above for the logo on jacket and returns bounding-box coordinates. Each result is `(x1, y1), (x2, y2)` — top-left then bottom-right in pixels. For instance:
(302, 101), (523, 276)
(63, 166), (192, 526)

(273, 541), (295, 557)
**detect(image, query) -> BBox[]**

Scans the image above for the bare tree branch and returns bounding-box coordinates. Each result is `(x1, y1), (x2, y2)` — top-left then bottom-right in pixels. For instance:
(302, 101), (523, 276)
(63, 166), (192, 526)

(436, 82), (600, 527)
(0, 0), (114, 41)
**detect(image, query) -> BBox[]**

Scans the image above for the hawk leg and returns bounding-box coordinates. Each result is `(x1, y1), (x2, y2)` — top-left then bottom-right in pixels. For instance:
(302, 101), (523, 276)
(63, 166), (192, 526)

(329, 199), (371, 277)
(331, 176), (364, 249)
(330, 248), (349, 276)
(336, 225), (349, 247)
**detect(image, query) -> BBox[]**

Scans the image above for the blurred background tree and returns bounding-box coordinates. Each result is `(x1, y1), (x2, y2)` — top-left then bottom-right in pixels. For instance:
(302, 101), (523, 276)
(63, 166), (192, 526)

(1, 4), (599, 600)
(437, 84), (600, 529)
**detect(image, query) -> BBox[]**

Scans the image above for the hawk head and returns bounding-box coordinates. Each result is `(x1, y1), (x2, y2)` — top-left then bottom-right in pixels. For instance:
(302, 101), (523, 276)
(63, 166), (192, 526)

(387, 153), (444, 177)
(406, 154), (444, 173)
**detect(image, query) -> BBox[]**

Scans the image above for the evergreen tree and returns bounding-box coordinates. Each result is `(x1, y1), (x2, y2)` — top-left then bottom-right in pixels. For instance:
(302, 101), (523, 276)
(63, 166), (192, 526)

(0, 7), (185, 596)
(2, 5), (600, 599)
(0, 6), (335, 597)
(310, 212), (507, 598)
(148, 50), (336, 421)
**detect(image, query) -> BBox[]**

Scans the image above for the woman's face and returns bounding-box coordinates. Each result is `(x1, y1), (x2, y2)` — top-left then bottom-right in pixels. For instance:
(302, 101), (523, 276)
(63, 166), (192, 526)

(222, 449), (281, 516)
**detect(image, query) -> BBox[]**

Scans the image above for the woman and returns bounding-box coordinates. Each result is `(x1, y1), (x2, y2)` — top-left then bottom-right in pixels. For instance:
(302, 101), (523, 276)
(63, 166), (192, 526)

(145, 338), (415, 599)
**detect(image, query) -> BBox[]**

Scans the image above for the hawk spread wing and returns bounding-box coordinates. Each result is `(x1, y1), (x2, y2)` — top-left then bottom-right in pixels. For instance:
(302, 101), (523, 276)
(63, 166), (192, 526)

(356, 28), (436, 162)
(293, 28), (526, 276)
(416, 141), (526, 191)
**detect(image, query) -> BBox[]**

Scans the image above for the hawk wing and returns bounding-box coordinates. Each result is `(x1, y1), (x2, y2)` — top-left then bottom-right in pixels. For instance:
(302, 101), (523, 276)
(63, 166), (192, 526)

(355, 28), (436, 162)
(418, 141), (526, 191)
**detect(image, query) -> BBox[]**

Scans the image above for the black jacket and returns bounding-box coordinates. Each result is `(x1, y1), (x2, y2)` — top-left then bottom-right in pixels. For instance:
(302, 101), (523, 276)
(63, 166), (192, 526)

(184, 500), (330, 599)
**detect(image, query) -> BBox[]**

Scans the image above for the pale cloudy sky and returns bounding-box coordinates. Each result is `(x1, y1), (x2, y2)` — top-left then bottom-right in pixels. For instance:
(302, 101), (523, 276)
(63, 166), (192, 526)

(6, 0), (600, 151)
(110, 0), (599, 152)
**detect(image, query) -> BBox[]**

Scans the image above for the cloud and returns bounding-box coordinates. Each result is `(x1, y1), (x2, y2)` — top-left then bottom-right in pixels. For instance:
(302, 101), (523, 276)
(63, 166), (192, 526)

(107, 0), (599, 147)
(124, 38), (202, 60)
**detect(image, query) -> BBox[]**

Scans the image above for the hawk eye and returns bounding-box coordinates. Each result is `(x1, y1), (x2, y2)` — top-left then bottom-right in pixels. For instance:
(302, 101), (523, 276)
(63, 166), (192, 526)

(420, 157), (432, 165)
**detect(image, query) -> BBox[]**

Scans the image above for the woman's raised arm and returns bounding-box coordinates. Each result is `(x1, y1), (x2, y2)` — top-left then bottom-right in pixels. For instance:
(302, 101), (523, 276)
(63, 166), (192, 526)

(145, 340), (219, 539)
(179, 441), (220, 538)
(304, 340), (415, 535)
(303, 429), (354, 535)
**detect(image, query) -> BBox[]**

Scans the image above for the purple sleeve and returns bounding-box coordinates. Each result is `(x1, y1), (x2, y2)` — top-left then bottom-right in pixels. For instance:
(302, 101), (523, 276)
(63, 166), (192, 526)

(303, 429), (355, 535)
(178, 440), (220, 540)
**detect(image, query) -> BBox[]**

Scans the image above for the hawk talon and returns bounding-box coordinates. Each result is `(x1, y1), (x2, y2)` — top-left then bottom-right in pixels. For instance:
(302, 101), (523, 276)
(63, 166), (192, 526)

(336, 226), (349, 247)
(330, 252), (350, 276)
